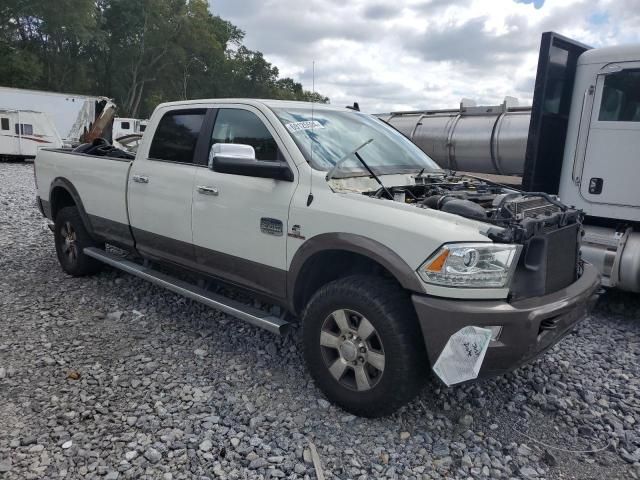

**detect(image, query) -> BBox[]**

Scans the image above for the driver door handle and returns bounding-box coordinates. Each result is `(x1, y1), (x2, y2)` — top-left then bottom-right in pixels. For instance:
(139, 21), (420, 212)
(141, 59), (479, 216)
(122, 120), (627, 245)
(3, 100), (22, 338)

(197, 185), (219, 196)
(132, 175), (149, 184)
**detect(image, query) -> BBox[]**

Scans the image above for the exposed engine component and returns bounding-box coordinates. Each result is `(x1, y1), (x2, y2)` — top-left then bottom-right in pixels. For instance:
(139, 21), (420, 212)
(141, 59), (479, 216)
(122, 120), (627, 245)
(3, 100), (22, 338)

(361, 172), (584, 299)
(424, 195), (487, 221)
(363, 173), (582, 244)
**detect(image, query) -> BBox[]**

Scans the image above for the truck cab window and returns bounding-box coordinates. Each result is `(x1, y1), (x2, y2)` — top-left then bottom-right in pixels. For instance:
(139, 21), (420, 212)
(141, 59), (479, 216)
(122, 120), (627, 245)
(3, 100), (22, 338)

(149, 109), (206, 163)
(15, 123), (33, 135)
(1, 118), (8, 130)
(598, 70), (640, 122)
(121, 121), (130, 130)
(211, 109), (278, 161)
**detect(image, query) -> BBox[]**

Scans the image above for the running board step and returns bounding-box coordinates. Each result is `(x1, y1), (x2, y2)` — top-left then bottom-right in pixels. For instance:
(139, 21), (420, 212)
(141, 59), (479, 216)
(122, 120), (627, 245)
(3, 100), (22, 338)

(84, 247), (290, 335)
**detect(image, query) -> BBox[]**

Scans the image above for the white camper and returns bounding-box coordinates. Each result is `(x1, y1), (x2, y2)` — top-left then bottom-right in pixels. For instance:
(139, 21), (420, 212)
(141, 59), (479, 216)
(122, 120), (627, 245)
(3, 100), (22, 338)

(0, 87), (111, 145)
(112, 117), (148, 140)
(0, 110), (63, 160)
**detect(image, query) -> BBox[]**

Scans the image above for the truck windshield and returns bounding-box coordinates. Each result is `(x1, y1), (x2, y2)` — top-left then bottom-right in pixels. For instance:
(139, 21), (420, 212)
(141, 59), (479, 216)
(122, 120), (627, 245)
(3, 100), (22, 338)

(272, 107), (441, 177)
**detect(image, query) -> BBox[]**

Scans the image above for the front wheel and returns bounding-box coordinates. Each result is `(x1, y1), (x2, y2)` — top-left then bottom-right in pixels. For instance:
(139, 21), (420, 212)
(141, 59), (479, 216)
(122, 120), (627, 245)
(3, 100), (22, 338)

(302, 275), (428, 417)
(54, 206), (104, 276)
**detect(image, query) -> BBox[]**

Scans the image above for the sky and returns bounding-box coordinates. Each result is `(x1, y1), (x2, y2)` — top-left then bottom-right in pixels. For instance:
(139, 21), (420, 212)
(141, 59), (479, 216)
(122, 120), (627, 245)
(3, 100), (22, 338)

(209, 0), (640, 113)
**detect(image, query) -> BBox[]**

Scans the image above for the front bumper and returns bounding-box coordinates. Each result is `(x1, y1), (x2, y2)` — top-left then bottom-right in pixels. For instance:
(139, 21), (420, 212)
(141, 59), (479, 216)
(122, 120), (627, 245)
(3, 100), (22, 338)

(412, 262), (601, 379)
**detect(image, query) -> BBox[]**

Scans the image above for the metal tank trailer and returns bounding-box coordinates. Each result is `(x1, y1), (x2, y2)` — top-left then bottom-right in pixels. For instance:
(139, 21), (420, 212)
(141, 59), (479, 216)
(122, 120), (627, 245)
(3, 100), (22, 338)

(379, 98), (531, 177)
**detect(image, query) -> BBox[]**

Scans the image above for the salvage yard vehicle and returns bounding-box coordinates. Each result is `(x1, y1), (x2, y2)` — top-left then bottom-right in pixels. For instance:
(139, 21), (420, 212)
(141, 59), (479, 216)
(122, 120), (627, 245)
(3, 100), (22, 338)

(34, 99), (600, 417)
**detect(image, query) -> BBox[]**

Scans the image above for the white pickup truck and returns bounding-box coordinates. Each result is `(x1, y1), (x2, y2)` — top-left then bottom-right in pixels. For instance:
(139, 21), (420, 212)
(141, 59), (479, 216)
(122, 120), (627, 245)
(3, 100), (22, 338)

(34, 99), (600, 417)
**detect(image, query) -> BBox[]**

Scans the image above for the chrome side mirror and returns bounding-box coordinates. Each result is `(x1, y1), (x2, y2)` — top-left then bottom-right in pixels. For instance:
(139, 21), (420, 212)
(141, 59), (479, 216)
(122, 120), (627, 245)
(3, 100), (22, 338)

(208, 143), (256, 168)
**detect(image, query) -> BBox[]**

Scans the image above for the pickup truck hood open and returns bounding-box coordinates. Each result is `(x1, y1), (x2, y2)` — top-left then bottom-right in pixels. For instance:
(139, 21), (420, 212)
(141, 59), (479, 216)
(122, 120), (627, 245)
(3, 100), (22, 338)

(330, 172), (500, 235)
(327, 171), (582, 245)
(339, 187), (499, 238)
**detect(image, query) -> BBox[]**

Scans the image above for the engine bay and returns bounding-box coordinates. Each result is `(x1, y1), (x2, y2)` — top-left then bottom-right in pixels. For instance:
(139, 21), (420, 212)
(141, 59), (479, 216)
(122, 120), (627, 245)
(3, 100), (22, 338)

(362, 173), (583, 243)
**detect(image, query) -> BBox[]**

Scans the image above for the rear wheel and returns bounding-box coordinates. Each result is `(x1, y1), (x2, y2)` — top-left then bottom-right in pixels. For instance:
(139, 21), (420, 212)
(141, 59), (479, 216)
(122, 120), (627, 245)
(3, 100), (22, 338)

(302, 275), (428, 417)
(54, 206), (103, 276)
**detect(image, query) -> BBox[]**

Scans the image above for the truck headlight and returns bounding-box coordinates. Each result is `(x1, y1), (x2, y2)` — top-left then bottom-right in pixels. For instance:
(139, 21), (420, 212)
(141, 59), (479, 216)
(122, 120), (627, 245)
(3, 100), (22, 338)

(418, 243), (521, 288)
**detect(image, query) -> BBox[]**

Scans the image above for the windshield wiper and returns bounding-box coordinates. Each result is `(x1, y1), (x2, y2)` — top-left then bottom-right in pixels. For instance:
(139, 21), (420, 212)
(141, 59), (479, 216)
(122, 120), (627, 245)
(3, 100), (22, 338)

(325, 138), (374, 181)
(325, 138), (393, 200)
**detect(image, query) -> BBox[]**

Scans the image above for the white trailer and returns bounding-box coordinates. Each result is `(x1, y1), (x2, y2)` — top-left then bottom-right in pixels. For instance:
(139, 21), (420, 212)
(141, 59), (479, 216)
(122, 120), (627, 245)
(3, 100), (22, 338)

(0, 109), (63, 160)
(112, 117), (148, 140)
(0, 87), (111, 145)
(382, 32), (640, 292)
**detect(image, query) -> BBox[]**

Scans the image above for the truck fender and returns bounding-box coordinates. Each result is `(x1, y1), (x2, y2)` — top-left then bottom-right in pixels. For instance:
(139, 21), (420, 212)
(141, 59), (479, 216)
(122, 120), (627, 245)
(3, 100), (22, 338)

(48, 177), (96, 238)
(287, 232), (424, 313)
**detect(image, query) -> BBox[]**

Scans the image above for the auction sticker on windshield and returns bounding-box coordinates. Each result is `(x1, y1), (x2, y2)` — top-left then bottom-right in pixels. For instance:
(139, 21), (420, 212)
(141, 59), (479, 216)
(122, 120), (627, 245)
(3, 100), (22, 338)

(285, 120), (325, 133)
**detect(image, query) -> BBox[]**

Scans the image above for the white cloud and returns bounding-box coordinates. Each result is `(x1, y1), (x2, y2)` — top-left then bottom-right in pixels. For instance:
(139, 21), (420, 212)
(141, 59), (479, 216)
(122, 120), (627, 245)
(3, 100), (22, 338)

(209, 0), (640, 112)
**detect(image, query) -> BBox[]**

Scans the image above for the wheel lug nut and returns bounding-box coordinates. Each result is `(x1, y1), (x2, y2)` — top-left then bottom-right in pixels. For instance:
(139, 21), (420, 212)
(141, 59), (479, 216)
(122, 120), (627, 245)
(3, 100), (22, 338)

(359, 347), (366, 353)
(358, 356), (364, 363)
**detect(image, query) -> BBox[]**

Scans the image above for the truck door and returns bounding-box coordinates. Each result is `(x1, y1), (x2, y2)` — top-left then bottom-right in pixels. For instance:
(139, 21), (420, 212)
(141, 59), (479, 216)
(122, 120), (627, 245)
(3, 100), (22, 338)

(579, 64), (640, 207)
(128, 107), (208, 267)
(191, 106), (297, 299)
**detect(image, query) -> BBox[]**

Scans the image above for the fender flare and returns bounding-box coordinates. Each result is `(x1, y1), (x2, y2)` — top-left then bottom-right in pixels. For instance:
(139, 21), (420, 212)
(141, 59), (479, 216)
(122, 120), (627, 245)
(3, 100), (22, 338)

(287, 232), (424, 311)
(49, 177), (96, 238)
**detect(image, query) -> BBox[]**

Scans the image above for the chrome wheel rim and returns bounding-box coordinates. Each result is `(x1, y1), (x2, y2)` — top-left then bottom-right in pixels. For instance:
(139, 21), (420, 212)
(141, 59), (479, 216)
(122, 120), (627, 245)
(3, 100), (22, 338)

(60, 221), (78, 263)
(320, 309), (385, 392)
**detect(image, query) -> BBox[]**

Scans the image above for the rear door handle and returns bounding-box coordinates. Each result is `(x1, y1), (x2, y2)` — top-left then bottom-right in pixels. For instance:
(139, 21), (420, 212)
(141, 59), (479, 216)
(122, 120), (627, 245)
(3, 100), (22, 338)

(132, 175), (149, 184)
(197, 185), (219, 196)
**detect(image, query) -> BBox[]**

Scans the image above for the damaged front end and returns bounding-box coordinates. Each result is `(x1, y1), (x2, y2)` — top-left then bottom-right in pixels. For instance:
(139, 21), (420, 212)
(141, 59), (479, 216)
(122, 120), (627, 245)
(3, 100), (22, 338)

(356, 172), (585, 299)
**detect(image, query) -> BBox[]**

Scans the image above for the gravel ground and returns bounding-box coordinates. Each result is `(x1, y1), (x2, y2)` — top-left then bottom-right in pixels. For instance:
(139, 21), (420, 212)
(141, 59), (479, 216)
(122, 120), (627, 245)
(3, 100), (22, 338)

(0, 161), (639, 480)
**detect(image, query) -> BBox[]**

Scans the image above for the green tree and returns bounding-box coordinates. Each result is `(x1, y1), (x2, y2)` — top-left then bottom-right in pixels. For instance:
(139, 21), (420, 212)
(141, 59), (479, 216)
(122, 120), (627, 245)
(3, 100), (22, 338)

(0, 0), (328, 118)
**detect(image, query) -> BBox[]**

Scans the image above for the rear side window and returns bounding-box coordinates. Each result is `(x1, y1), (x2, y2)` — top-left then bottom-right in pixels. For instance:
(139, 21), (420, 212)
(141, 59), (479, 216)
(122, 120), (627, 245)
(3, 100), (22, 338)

(211, 109), (278, 161)
(1, 118), (8, 130)
(15, 123), (33, 135)
(598, 69), (640, 122)
(149, 109), (206, 163)
(120, 121), (130, 130)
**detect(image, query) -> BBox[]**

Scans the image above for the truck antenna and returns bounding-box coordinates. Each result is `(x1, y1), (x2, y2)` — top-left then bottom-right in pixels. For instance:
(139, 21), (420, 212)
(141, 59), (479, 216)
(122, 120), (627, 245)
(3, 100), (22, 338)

(307, 60), (315, 207)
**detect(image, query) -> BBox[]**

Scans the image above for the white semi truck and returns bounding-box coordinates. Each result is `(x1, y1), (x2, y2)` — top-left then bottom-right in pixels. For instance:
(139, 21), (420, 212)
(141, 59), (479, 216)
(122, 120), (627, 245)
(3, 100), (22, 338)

(381, 32), (640, 293)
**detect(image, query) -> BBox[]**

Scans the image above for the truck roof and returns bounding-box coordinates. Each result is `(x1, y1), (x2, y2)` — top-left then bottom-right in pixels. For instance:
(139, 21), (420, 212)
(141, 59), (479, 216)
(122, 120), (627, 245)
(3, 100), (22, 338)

(156, 98), (347, 112)
(579, 44), (640, 65)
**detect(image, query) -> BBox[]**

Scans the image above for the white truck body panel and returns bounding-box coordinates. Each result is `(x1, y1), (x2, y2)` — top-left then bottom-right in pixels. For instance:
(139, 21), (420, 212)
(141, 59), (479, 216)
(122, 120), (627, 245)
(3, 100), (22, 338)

(192, 103), (299, 274)
(128, 160), (197, 254)
(558, 49), (640, 223)
(35, 149), (131, 226)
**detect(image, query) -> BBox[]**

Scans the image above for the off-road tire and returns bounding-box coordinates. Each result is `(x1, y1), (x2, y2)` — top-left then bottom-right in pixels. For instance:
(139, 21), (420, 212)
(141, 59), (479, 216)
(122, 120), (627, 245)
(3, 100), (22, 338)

(54, 206), (104, 276)
(302, 275), (428, 417)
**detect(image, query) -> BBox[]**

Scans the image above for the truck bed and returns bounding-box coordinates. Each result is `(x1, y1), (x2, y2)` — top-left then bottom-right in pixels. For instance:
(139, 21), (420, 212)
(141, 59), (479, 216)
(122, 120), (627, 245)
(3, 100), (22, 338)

(35, 148), (132, 245)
